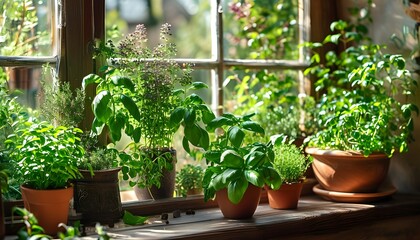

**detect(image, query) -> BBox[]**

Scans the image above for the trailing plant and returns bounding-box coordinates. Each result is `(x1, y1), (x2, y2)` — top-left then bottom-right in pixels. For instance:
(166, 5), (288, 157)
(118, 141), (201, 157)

(6, 120), (84, 190)
(302, 20), (418, 157)
(201, 113), (282, 204)
(82, 23), (213, 189)
(271, 140), (311, 184)
(176, 164), (204, 197)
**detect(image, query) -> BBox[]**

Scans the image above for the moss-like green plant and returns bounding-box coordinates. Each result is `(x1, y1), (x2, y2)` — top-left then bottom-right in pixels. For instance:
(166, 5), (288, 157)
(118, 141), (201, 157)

(272, 143), (311, 184)
(176, 164), (204, 197)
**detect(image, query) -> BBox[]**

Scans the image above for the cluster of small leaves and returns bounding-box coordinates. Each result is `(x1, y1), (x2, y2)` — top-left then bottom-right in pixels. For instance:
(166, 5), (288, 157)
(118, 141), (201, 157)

(303, 20), (418, 157)
(40, 69), (85, 128)
(6, 121), (84, 189)
(176, 164), (204, 197)
(13, 207), (51, 240)
(201, 113), (281, 204)
(271, 140), (311, 184)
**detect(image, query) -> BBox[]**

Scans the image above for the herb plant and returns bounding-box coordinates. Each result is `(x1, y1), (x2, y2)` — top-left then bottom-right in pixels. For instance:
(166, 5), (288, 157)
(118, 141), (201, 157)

(271, 142), (311, 184)
(176, 164), (204, 197)
(303, 20), (418, 157)
(6, 121), (84, 190)
(202, 113), (281, 204)
(82, 23), (212, 189)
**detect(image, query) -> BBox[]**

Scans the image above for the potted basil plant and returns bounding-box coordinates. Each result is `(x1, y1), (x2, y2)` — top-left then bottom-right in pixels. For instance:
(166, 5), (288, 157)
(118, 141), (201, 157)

(5, 120), (84, 235)
(83, 23), (212, 200)
(302, 20), (418, 196)
(201, 113), (282, 219)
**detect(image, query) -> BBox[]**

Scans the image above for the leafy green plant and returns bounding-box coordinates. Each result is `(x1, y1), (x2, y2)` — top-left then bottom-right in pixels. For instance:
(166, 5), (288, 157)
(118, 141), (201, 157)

(271, 141), (311, 184)
(83, 23), (212, 189)
(13, 207), (50, 240)
(0, 162), (7, 193)
(6, 121), (84, 189)
(302, 20), (418, 157)
(39, 66), (85, 128)
(201, 113), (282, 204)
(176, 164), (204, 197)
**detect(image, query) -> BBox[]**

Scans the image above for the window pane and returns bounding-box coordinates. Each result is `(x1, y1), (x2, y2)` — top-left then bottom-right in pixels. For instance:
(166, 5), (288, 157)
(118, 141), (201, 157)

(105, 0), (212, 59)
(224, 0), (300, 60)
(0, 0), (54, 56)
(224, 69), (310, 139)
(1, 66), (53, 109)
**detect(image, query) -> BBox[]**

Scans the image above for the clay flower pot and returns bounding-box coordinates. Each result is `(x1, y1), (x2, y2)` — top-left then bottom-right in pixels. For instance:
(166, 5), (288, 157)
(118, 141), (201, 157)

(216, 184), (262, 219)
(305, 148), (390, 193)
(21, 185), (74, 235)
(265, 182), (304, 209)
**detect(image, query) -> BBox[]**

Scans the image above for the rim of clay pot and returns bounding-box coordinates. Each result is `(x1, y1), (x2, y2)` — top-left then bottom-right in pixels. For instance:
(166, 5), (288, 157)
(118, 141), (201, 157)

(79, 167), (122, 174)
(305, 147), (388, 159)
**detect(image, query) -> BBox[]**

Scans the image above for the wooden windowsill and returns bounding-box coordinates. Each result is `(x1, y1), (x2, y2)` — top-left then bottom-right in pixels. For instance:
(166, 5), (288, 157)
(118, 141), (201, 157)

(81, 194), (420, 239)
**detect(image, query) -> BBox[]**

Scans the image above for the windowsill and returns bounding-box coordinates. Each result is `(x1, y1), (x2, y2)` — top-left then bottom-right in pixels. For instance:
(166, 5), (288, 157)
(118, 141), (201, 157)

(83, 193), (420, 239)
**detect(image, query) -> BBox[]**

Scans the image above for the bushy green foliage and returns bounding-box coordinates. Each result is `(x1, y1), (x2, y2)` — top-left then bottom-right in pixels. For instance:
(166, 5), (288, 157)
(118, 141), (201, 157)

(201, 113), (281, 204)
(272, 143), (311, 184)
(176, 164), (204, 197)
(40, 67), (85, 128)
(303, 20), (418, 157)
(6, 121), (84, 189)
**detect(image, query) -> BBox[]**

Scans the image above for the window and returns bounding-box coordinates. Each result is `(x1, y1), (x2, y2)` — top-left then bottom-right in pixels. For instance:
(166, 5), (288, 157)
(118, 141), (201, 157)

(0, 0), (58, 108)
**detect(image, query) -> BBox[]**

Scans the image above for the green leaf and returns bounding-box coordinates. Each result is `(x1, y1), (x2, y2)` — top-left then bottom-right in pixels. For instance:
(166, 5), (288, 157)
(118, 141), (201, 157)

(204, 150), (222, 163)
(182, 136), (191, 153)
(111, 76), (135, 92)
(263, 168), (282, 190)
(245, 151), (266, 168)
(207, 116), (235, 131)
(184, 109), (196, 126)
(190, 81), (209, 90)
(227, 126), (245, 148)
(220, 150), (243, 168)
(92, 91), (112, 123)
(184, 123), (202, 146)
(123, 211), (148, 226)
(198, 104), (216, 124)
(244, 170), (264, 187)
(170, 107), (186, 127)
(241, 121), (265, 134)
(91, 117), (105, 135)
(82, 74), (102, 90)
(198, 126), (210, 150)
(227, 178), (249, 204)
(120, 94), (140, 122)
(132, 127), (141, 143)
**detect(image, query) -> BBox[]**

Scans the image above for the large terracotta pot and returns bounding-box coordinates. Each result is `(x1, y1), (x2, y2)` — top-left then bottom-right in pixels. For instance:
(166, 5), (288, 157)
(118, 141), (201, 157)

(73, 168), (122, 227)
(216, 184), (262, 219)
(20, 185), (73, 235)
(134, 149), (176, 200)
(265, 182), (304, 209)
(305, 148), (390, 193)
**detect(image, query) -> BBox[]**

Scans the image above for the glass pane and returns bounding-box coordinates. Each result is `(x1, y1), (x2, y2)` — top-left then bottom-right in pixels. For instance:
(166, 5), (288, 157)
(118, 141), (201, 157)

(105, 0), (212, 59)
(0, 0), (54, 56)
(224, 0), (300, 60)
(224, 69), (315, 140)
(0, 65), (53, 109)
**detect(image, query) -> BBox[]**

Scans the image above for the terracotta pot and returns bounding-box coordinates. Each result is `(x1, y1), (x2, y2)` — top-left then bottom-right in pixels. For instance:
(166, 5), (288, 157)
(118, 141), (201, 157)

(265, 182), (303, 209)
(216, 184), (262, 219)
(134, 149), (176, 200)
(73, 168), (122, 227)
(20, 185), (73, 235)
(305, 148), (390, 193)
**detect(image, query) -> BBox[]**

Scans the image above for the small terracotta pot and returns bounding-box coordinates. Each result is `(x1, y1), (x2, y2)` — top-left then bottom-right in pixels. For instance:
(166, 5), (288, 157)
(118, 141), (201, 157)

(216, 184), (261, 219)
(306, 148), (390, 193)
(21, 185), (73, 235)
(266, 182), (304, 209)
